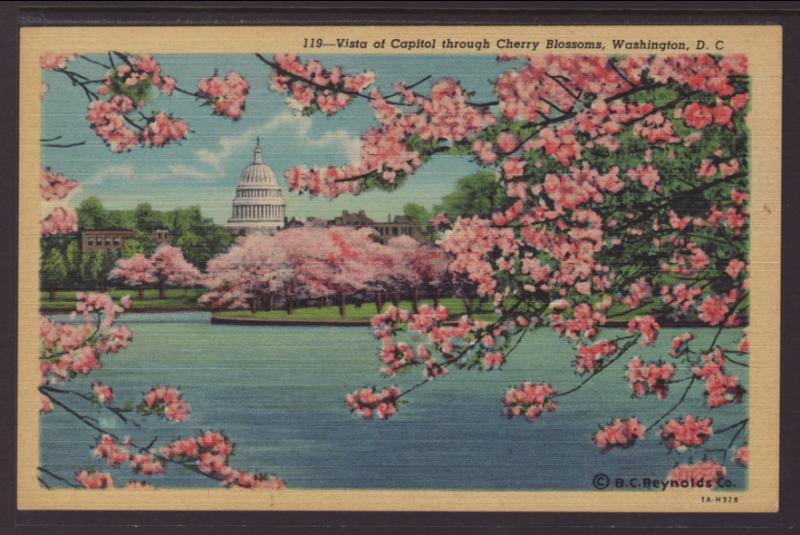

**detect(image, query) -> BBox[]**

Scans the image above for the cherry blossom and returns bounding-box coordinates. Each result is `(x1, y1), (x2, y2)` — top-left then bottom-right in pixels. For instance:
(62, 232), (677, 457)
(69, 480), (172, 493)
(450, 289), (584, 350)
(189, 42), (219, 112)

(593, 417), (646, 452)
(659, 415), (714, 452)
(197, 71), (250, 120)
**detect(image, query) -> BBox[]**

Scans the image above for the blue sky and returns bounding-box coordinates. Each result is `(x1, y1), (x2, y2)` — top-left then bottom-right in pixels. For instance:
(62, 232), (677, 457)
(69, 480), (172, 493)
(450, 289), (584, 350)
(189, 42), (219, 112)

(42, 54), (510, 224)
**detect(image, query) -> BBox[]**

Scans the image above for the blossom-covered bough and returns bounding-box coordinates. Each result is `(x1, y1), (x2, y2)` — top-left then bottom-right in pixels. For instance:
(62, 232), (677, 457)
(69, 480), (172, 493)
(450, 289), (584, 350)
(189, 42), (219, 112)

(40, 52), (250, 152)
(262, 53), (751, 486)
(38, 292), (284, 490)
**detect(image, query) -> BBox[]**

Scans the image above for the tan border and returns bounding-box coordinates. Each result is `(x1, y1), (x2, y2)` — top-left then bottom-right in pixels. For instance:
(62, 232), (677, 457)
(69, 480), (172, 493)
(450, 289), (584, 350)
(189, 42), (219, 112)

(19, 25), (782, 512)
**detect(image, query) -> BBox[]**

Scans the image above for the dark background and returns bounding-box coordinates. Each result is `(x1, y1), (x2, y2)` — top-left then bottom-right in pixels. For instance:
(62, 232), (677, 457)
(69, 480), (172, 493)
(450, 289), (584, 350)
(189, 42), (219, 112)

(2, 2), (798, 533)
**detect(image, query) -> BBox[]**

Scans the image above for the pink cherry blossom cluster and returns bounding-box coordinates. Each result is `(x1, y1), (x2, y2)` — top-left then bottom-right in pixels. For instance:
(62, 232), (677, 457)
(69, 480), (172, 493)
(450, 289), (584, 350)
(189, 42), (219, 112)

(86, 95), (141, 152)
(682, 102), (736, 129)
(269, 54), (376, 115)
(550, 303), (608, 340)
(670, 332), (694, 357)
(344, 386), (401, 420)
(502, 382), (557, 421)
(196, 72), (250, 120)
(92, 382), (114, 404)
(441, 216), (518, 297)
(626, 357), (676, 400)
(39, 293), (132, 385)
(735, 445), (748, 467)
(667, 459), (727, 487)
(692, 349), (745, 408)
(659, 415), (713, 452)
(99, 53), (176, 97)
(87, 55), (188, 151)
(75, 469), (114, 489)
(494, 55), (646, 123)
(40, 169), (78, 201)
(160, 431), (284, 489)
(139, 386), (191, 423)
(575, 339), (617, 373)
(40, 52), (75, 71)
(41, 207), (77, 235)
(593, 417), (646, 453)
(627, 315), (660, 345)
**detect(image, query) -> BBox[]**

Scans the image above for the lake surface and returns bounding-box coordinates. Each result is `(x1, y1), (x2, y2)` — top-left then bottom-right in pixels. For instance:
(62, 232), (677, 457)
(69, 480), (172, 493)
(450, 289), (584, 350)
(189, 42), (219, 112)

(40, 312), (748, 490)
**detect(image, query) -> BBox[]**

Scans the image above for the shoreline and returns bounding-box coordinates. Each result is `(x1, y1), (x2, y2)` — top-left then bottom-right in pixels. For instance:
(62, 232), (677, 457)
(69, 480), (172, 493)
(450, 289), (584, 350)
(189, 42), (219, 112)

(39, 307), (747, 329)
(209, 314), (746, 329)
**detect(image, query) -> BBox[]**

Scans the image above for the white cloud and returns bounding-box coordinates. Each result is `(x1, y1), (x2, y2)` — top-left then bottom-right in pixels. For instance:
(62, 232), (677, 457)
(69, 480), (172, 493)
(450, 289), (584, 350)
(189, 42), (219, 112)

(183, 111), (361, 181)
(83, 163), (137, 185)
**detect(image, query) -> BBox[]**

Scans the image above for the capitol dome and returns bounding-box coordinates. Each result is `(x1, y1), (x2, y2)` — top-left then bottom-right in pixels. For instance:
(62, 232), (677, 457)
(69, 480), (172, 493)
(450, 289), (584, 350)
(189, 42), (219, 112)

(225, 138), (286, 235)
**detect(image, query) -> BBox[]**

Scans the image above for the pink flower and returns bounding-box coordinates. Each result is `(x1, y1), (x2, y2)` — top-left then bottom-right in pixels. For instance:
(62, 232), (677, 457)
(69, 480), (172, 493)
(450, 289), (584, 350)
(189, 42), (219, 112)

(692, 349), (745, 408)
(139, 386), (191, 422)
(593, 417), (646, 452)
(683, 102), (713, 129)
(575, 339), (616, 373)
(626, 357), (675, 399)
(75, 470), (114, 489)
(92, 382), (114, 404)
(41, 207), (77, 235)
(725, 259), (746, 279)
(40, 169), (77, 201)
(496, 132), (521, 153)
(40, 52), (75, 70)
(503, 382), (557, 421)
(668, 460), (726, 488)
(345, 386), (401, 420)
(697, 295), (730, 326)
(197, 71), (250, 120)
(659, 415), (714, 452)
(482, 352), (505, 369)
(92, 435), (131, 467)
(627, 315), (660, 345)
(735, 445), (748, 467)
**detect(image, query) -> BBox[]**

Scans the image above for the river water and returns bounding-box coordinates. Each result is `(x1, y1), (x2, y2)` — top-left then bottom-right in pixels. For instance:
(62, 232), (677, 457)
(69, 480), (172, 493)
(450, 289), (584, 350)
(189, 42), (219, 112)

(40, 312), (748, 490)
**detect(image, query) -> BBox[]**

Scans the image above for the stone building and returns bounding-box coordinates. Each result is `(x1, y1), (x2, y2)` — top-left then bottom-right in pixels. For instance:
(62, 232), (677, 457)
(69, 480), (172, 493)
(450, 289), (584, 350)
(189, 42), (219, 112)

(81, 229), (171, 254)
(327, 210), (426, 243)
(225, 138), (286, 236)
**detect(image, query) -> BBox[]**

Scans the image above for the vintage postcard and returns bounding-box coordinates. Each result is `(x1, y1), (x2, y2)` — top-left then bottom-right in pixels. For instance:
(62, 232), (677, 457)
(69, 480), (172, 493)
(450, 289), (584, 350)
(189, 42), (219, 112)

(18, 25), (780, 512)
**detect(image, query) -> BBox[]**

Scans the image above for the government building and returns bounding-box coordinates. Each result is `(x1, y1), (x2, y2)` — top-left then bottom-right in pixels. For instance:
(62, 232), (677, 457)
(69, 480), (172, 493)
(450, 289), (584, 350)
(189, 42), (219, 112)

(225, 138), (287, 236)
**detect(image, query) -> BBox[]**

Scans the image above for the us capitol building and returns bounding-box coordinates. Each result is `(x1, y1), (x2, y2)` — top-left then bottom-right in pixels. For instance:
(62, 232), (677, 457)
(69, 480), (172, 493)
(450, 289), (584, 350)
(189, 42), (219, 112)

(225, 138), (287, 236)
(224, 138), (424, 242)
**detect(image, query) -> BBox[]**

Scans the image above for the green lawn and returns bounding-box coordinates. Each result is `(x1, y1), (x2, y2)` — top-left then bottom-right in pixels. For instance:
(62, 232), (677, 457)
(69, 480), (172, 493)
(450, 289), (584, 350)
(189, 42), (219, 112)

(39, 288), (206, 311)
(215, 297), (498, 322)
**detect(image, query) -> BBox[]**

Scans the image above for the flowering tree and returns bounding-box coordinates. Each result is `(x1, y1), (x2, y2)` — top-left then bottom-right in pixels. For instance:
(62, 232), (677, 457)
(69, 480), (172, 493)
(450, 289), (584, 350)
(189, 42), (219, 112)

(201, 234), (291, 312)
(151, 245), (201, 299)
(264, 53), (751, 484)
(202, 227), (390, 317)
(386, 235), (449, 312)
(108, 254), (157, 299)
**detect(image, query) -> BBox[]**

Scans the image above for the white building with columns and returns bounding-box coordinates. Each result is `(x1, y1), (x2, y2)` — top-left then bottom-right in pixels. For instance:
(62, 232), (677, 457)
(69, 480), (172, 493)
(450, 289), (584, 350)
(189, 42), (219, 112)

(225, 138), (287, 236)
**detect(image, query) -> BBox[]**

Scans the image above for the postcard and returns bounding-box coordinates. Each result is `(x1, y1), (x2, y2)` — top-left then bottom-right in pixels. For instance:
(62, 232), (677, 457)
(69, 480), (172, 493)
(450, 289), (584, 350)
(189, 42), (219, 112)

(18, 24), (781, 512)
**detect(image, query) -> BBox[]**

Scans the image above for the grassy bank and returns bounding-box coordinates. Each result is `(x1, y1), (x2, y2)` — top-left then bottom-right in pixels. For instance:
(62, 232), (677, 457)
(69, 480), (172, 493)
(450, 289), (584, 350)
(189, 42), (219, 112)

(39, 288), (206, 312)
(214, 297), (498, 323)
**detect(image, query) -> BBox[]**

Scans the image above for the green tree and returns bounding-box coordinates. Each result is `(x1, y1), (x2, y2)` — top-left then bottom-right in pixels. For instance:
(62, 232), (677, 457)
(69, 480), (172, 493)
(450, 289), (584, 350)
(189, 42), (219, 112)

(81, 250), (117, 290)
(77, 196), (107, 230)
(41, 249), (67, 301)
(176, 232), (208, 267)
(433, 170), (507, 221)
(403, 202), (431, 235)
(134, 202), (162, 232)
(121, 238), (144, 258)
(64, 240), (82, 288)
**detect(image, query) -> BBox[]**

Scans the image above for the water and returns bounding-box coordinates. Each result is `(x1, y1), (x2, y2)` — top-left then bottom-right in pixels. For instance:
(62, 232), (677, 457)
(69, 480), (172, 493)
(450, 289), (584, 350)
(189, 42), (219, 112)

(40, 312), (748, 490)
